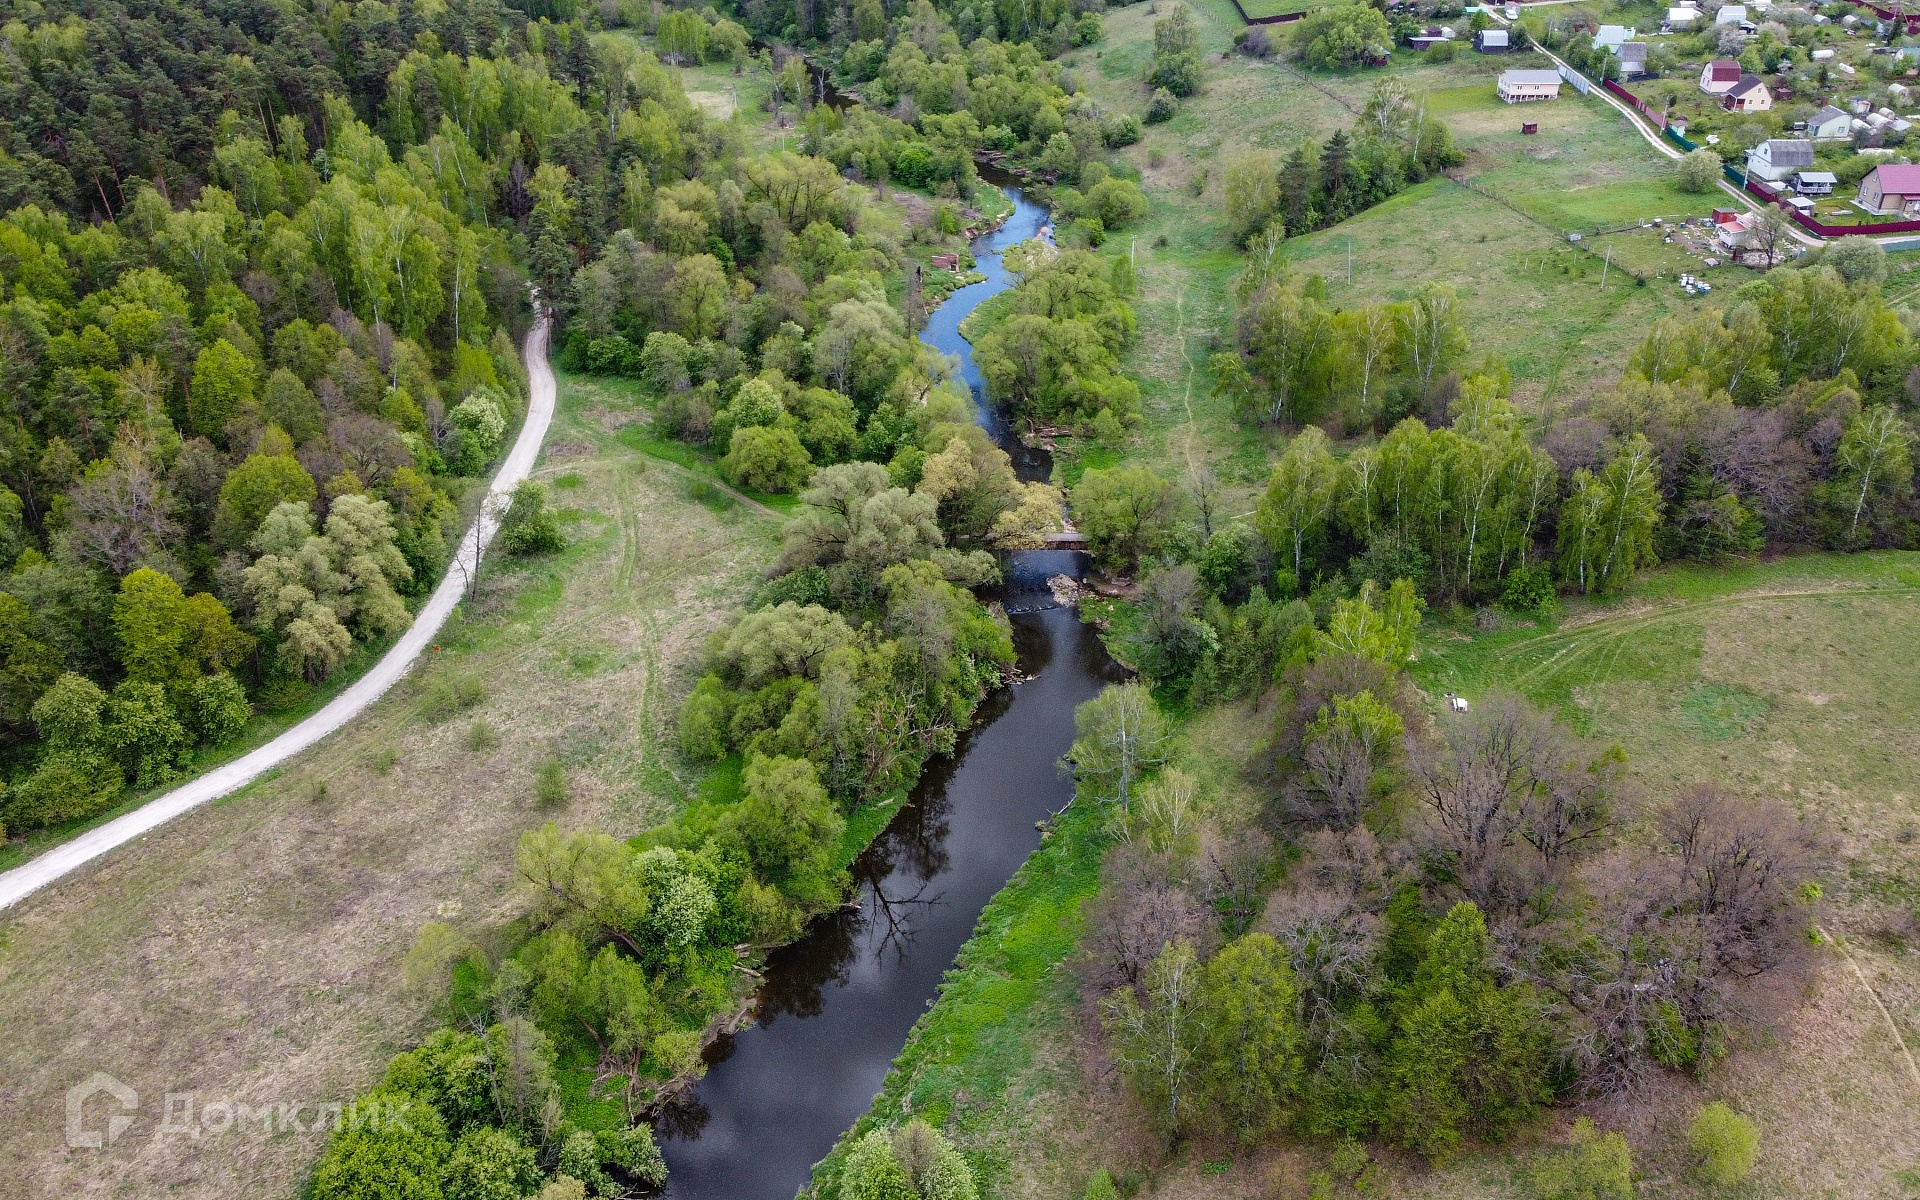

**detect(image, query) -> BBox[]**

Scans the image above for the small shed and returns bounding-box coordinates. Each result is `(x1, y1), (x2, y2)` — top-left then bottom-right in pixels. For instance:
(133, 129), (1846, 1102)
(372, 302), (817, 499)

(1476, 27), (1510, 52)
(1521, 120), (1540, 134)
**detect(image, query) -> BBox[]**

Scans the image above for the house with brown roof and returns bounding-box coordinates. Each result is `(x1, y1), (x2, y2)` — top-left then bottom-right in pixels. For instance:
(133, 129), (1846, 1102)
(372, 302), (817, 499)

(1700, 58), (1742, 94)
(1856, 162), (1920, 214)
(1723, 75), (1772, 112)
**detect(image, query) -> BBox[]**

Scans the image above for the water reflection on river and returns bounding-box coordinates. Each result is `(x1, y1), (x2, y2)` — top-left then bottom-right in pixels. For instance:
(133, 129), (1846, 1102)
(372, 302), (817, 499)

(657, 189), (1120, 1200)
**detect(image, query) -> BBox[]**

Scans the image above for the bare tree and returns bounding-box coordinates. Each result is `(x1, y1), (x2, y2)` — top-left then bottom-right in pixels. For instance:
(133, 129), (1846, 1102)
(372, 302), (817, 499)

(1081, 843), (1213, 995)
(1406, 693), (1615, 921)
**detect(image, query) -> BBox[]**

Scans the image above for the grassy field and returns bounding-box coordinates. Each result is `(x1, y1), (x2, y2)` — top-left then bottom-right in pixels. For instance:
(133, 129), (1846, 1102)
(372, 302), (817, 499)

(0, 370), (786, 1198)
(1044, 3), (1748, 509)
(838, 552), (1920, 1200)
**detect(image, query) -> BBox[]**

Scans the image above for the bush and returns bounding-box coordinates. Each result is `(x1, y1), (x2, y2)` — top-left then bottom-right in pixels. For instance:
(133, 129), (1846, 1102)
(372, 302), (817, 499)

(1292, 4), (1392, 70)
(1146, 87), (1178, 123)
(1688, 1102), (1758, 1186)
(499, 480), (566, 555)
(1499, 565), (1558, 615)
(1530, 1118), (1632, 1200)
(5, 751), (122, 831)
(423, 674), (486, 721)
(534, 756), (568, 806)
(1100, 113), (1142, 147)
(722, 425), (813, 494)
(443, 1126), (541, 1200)
(186, 672), (252, 747)
(309, 1089), (452, 1200)
(1675, 147), (1722, 193)
(449, 388), (510, 475)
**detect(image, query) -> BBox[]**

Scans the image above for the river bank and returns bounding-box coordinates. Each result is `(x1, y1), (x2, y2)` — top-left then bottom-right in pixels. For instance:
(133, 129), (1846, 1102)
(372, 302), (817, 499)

(652, 186), (1121, 1200)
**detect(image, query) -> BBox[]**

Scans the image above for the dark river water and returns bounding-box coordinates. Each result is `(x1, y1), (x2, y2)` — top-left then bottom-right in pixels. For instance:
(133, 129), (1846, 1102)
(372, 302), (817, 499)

(656, 189), (1124, 1200)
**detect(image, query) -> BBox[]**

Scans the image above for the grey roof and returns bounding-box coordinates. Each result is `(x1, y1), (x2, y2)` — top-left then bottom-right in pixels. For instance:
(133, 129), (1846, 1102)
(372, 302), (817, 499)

(1795, 170), (1838, 183)
(1813, 104), (1850, 125)
(1479, 28), (1509, 44)
(1759, 138), (1815, 166)
(1501, 69), (1563, 84)
(1728, 74), (1769, 95)
(1618, 41), (1648, 61)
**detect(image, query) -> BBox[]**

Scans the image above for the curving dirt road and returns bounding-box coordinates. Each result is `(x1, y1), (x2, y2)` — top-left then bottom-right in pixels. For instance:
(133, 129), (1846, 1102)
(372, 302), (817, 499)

(0, 316), (558, 913)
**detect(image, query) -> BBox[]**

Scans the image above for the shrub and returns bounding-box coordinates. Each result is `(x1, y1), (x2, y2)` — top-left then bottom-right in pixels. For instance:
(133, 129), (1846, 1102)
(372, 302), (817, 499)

(1499, 565), (1558, 615)
(1530, 1117), (1632, 1200)
(423, 674), (486, 721)
(1675, 147), (1722, 193)
(598, 1123), (668, 1188)
(722, 425), (813, 494)
(443, 1126), (542, 1200)
(309, 1088), (452, 1200)
(186, 672), (252, 747)
(5, 751), (122, 831)
(534, 756), (568, 806)
(1100, 113), (1142, 147)
(449, 387), (510, 475)
(1146, 87), (1178, 123)
(1688, 1102), (1759, 1186)
(499, 480), (565, 555)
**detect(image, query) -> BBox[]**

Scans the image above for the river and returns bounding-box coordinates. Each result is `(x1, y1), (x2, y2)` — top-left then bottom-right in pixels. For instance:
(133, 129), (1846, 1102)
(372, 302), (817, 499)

(655, 188), (1123, 1200)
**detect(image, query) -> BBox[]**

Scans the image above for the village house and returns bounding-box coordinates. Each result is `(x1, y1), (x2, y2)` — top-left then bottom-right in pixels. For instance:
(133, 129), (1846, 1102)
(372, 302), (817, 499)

(1498, 68), (1563, 102)
(1700, 59), (1743, 94)
(1723, 75), (1773, 112)
(1475, 27), (1510, 52)
(1808, 104), (1853, 139)
(1592, 23), (1635, 51)
(1666, 5), (1699, 26)
(1744, 138), (1813, 182)
(1717, 3), (1747, 23)
(1618, 42), (1649, 77)
(1713, 209), (1785, 266)
(1856, 162), (1920, 214)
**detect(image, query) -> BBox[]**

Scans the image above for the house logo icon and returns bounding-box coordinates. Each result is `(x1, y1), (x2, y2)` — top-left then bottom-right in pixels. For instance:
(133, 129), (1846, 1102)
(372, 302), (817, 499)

(66, 1072), (137, 1149)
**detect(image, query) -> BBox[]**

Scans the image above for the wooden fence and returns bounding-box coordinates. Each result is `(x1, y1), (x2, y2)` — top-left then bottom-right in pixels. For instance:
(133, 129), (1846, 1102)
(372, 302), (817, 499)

(1226, 0), (1309, 26)
(1601, 78), (1668, 128)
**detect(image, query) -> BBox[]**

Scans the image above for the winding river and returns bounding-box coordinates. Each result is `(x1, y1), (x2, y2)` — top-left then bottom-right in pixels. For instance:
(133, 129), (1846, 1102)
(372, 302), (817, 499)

(656, 188), (1124, 1199)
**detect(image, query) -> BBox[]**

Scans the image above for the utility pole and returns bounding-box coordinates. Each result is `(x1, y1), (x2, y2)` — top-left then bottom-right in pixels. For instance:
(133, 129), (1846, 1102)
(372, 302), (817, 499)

(1347, 237), (1353, 284)
(1600, 246), (1611, 290)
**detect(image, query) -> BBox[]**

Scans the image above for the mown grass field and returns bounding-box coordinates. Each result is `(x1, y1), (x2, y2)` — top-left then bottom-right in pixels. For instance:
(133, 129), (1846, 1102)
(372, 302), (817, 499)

(0, 369), (786, 1199)
(846, 553), (1920, 1200)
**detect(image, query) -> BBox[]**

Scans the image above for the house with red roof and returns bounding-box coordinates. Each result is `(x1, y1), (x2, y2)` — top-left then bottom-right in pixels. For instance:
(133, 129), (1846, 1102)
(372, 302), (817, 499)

(1856, 163), (1920, 215)
(1700, 59), (1742, 94)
